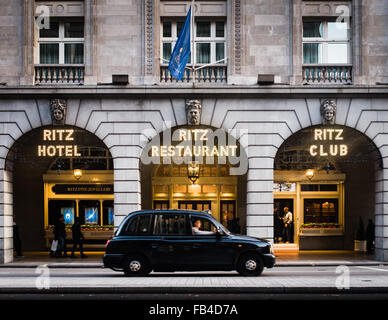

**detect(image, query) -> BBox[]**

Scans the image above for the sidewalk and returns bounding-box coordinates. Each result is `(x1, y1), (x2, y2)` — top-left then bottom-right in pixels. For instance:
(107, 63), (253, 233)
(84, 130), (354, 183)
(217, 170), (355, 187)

(1, 250), (386, 268)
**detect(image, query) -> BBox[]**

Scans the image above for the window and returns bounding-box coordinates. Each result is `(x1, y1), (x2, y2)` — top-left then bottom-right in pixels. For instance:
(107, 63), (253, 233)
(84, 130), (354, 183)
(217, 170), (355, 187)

(154, 214), (188, 235)
(37, 19), (84, 65)
(303, 20), (350, 64)
(48, 200), (76, 225)
(161, 20), (226, 65)
(304, 199), (338, 224)
(301, 184), (338, 192)
(102, 200), (114, 225)
(79, 200), (100, 225)
(125, 214), (152, 235)
(190, 216), (217, 235)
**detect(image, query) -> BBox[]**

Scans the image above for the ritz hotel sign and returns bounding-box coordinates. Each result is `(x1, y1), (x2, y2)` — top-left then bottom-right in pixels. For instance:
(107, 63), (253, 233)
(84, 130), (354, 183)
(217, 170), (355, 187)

(37, 129), (81, 157)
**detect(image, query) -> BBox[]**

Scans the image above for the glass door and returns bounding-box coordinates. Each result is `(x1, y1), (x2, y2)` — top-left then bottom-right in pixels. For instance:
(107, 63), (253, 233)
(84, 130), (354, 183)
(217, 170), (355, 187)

(274, 199), (295, 244)
(178, 201), (211, 211)
(153, 200), (170, 210)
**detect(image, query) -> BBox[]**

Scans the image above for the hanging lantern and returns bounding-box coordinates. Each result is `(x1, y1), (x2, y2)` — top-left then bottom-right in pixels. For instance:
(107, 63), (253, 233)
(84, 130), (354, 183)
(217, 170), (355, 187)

(188, 161), (200, 184)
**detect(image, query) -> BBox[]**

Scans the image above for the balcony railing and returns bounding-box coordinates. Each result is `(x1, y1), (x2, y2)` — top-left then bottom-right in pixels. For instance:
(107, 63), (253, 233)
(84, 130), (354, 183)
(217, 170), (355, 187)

(160, 65), (227, 84)
(303, 64), (352, 85)
(34, 64), (84, 84)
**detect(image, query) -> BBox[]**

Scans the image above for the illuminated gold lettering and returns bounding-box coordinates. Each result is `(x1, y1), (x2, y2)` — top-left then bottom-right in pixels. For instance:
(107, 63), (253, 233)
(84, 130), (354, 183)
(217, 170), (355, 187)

(192, 129), (201, 141)
(57, 145), (65, 156)
(74, 145), (81, 156)
(200, 129), (208, 141)
(56, 129), (65, 140)
(210, 146), (219, 157)
(38, 145), (46, 156)
(330, 144), (338, 156)
(327, 129), (334, 140)
(176, 146), (184, 156)
(65, 145), (73, 157)
(314, 129), (323, 140)
(319, 145), (328, 156)
(229, 145), (237, 156)
(335, 129), (344, 140)
(168, 145), (175, 157)
(46, 145), (56, 157)
(151, 146), (159, 157)
(160, 146), (168, 157)
(340, 144), (348, 156)
(43, 130), (51, 141)
(65, 129), (74, 141)
(179, 130), (187, 141)
(310, 145), (318, 156)
(183, 146), (192, 157)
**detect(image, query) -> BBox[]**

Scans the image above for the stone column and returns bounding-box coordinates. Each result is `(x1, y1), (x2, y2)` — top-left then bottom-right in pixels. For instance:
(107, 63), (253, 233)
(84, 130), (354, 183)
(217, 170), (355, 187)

(246, 152), (274, 242)
(375, 166), (388, 261)
(112, 151), (142, 230)
(0, 170), (13, 264)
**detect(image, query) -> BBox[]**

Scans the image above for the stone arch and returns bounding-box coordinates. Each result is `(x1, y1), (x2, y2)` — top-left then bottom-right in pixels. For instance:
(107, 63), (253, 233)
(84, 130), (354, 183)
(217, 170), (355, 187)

(273, 124), (382, 252)
(139, 123), (249, 231)
(1, 124), (115, 261)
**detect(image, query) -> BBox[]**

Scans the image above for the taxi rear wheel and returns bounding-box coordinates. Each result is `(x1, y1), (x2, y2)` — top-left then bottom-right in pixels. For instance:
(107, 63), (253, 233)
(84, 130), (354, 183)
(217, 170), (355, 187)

(236, 253), (264, 276)
(123, 255), (152, 276)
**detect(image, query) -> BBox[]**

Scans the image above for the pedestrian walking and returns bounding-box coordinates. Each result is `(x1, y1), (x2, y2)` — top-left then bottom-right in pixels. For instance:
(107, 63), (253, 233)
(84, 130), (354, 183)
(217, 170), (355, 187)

(283, 207), (293, 243)
(12, 217), (23, 257)
(54, 215), (68, 258)
(71, 217), (87, 258)
(229, 217), (241, 234)
(366, 219), (375, 254)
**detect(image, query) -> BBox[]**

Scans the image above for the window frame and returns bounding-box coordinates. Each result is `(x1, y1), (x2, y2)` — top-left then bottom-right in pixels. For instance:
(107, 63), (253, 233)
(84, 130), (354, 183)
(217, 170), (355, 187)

(302, 19), (352, 65)
(190, 214), (218, 236)
(303, 198), (339, 224)
(152, 213), (191, 236)
(160, 19), (226, 66)
(122, 214), (153, 236)
(36, 19), (85, 65)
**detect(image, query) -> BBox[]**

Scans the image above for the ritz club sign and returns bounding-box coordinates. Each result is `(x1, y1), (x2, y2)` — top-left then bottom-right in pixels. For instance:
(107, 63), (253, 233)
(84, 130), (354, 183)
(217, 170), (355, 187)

(309, 128), (348, 157)
(37, 129), (81, 157)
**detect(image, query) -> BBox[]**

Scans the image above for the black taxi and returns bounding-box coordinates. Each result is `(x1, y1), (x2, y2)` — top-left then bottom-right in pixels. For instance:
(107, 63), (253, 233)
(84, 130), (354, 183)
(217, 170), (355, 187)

(103, 210), (275, 276)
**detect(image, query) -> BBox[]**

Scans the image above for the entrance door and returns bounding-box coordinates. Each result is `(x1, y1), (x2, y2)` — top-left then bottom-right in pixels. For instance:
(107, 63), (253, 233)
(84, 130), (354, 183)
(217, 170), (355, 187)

(274, 199), (294, 244)
(178, 201), (211, 211)
(153, 200), (169, 210)
(220, 200), (238, 232)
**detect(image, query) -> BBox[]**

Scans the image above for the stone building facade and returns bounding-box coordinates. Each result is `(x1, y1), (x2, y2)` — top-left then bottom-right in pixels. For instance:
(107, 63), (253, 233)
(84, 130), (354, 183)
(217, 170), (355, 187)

(0, 0), (388, 263)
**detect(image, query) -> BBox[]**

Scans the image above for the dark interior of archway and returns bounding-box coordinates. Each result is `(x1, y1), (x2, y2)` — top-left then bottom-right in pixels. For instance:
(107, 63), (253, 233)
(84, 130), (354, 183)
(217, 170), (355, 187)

(139, 125), (248, 233)
(6, 126), (112, 251)
(274, 125), (382, 250)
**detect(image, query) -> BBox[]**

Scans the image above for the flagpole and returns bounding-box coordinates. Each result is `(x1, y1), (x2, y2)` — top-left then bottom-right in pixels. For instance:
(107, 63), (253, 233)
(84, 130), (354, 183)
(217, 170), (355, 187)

(191, 0), (195, 85)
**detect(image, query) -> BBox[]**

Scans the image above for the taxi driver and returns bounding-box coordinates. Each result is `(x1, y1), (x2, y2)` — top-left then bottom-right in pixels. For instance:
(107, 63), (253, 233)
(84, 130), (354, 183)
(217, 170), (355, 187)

(192, 219), (216, 235)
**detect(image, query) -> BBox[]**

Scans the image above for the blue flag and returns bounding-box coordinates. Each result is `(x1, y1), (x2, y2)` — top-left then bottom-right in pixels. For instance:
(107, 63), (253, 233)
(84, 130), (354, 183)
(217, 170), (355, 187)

(169, 7), (191, 80)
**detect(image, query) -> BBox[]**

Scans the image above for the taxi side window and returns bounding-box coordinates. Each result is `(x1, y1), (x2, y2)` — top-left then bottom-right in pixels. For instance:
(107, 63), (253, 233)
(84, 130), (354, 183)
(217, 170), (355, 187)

(124, 214), (151, 235)
(191, 216), (217, 235)
(154, 214), (188, 235)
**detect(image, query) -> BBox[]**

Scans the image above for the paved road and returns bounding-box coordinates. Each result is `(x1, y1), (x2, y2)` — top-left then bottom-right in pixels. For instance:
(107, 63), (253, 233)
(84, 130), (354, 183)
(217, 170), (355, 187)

(1, 265), (388, 296)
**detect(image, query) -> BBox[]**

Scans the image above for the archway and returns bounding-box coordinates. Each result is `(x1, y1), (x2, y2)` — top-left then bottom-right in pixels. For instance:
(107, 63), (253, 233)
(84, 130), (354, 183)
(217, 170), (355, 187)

(140, 125), (248, 233)
(5, 125), (114, 252)
(274, 124), (381, 253)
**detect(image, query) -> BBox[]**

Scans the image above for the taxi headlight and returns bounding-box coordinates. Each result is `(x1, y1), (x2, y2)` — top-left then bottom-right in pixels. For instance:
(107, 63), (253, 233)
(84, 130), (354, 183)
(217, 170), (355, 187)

(268, 242), (274, 254)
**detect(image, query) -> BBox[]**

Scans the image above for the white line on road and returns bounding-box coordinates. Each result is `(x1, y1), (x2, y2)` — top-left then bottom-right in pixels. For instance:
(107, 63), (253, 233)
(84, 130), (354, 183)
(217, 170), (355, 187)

(356, 266), (388, 272)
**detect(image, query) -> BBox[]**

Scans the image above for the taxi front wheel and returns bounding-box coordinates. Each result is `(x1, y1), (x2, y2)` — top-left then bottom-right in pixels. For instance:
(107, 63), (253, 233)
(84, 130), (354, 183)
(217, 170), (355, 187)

(123, 255), (152, 276)
(236, 254), (264, 276)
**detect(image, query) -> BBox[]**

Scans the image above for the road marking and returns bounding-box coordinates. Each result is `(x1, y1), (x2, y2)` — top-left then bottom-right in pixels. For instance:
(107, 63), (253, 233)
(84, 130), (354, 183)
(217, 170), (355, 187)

(356, 266), (388, 272)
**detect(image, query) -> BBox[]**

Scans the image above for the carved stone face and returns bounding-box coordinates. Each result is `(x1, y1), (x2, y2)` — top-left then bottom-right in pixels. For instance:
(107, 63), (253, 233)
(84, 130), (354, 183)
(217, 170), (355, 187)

(321, 100), (336, 125)
(53, 108), (64, 121)
(324, 106), (335, 122)
(186, 100), (201, 125)
(50, 99), (67, 124)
